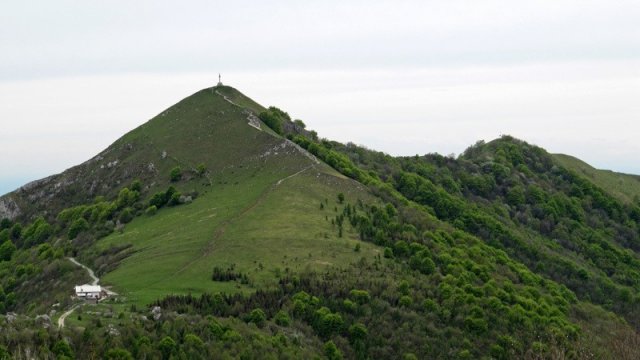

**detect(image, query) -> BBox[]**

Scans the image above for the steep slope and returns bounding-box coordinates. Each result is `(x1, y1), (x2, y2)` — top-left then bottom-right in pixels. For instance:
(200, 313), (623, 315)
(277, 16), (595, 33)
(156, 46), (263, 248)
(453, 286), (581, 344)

(1, 84), (378, 302)
(320, 136), (640, 327)
(0, 86), (288, 222)
(554, 153), (640, 204)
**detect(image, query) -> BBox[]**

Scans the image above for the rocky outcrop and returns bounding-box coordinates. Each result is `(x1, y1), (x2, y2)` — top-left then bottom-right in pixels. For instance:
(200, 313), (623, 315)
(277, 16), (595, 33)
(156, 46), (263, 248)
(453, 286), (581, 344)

(0, 196), (21, 220)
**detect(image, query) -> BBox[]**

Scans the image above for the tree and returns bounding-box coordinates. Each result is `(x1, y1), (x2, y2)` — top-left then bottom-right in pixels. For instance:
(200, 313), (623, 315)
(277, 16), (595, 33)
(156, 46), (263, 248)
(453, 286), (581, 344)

(248, 308), (266, 327)
(183, 333), (206, 359)
(0, 346), (9, 360)
(324, 340), (343, 360)
(258, 111), (283, 135)
(68, 218), (89, 239)
(275, 310), (291, 326)
(52, 340), (74, 358)
(349, 323), (368, 343)
(158, 336), (176, 359)
(350, 289), (371, 305)
(9, 223), (21, 241)
(130, 179), (143, 192)
(105, 348), (133, 360)
(0, 241), (15, 261)
(293, 119), (306, 129)
(0, 218), (11, 230)
(170, 166), (182, 182)
(337, 193), (345, 204)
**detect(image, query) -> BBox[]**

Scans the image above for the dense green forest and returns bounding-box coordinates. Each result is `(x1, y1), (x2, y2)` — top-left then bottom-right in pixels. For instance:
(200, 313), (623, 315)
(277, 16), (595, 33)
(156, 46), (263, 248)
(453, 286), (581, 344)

(1, 87), (639, 359)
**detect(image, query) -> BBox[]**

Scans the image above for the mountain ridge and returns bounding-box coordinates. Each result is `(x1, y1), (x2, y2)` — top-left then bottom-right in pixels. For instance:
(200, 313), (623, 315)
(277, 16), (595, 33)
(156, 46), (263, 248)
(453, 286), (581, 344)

(2, 85), (640, 359)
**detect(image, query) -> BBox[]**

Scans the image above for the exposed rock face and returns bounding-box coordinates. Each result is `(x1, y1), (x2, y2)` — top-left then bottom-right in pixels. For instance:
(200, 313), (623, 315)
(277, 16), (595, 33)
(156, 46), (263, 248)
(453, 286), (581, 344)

(35, 314), (52, 328)
(0, 197), (21, 220)
(151, 306), (162, 321)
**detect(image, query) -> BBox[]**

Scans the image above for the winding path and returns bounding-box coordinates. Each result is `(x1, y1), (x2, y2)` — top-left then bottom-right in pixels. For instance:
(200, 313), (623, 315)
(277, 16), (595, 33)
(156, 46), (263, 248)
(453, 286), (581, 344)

(68, 257), (99, 285)
(57, 304), (80, 328)
(58, 257), (117, 328)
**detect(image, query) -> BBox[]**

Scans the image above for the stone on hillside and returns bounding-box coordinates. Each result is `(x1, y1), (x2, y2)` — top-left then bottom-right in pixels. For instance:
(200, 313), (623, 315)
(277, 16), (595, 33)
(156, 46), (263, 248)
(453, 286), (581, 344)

(151, 306), (162, 321)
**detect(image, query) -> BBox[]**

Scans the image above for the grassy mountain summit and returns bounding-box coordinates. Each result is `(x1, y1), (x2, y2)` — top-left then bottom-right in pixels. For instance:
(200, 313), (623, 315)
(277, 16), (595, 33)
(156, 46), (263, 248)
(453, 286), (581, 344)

(1, 86), (640, 359)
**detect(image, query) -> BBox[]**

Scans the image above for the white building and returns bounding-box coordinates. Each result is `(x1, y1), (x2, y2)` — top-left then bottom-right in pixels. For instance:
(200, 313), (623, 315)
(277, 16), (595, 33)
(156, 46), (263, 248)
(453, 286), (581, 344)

(75, 284), (102, 299)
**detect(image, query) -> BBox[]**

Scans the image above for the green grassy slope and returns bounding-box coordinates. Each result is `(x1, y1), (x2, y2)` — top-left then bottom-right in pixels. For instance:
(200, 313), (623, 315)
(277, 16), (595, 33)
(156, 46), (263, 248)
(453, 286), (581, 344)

(54, 85), (381, 304)
(554, 153), (640, 204)
(97, 165), (377, 305)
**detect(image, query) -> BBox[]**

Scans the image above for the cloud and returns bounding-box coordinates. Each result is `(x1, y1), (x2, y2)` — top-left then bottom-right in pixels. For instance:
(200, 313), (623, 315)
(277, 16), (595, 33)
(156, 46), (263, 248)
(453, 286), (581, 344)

(1, 1), (638, 79)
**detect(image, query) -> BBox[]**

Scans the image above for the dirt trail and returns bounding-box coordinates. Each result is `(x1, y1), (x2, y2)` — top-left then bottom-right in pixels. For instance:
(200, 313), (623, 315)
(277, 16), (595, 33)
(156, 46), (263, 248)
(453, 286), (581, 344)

(68, 257), (99, 285)
(57, 304), (80, 329)
(58, 258), (117, 328)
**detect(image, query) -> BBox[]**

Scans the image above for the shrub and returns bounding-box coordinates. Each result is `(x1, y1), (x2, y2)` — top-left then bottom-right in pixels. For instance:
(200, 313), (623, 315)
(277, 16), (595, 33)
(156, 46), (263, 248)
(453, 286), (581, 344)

(399, 295), (413, 307)
(350, 289), (371, 305)
(52, 340), (74, 358)
(0, 241), (16, 262)
(119, 207), (134, 223)
(259, 111), (283, 135)
(248, 308), (266, 327)
(196, 163), (207, 177)
(145, 205), (157, 216)
(105, 348), (133, 360)
(158, 336), (176, 359)
(68, 218), (89, 240)
(274, 310), (291, 326)
(130, 179), (142, 192)
(349, 323), (368, 343)
(293, 119), (306, 128)
(170, 166), (182, 182)
(324, 340), (343, 360)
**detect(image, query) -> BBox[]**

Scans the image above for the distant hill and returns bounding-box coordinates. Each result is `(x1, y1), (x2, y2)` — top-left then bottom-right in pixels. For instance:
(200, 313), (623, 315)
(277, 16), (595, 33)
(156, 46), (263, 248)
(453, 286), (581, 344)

(553, 153), (640, 204)
(1, 87), (640, 359)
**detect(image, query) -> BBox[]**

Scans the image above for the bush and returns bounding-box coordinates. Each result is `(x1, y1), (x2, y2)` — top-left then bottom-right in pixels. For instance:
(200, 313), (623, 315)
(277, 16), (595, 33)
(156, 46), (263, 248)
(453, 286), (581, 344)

(293, 119), (306, 129)
(145, 205), (157, 216)
(52, 340), (74, 358)
(158, 336), (176, 359)
(349, 323), (368, 343)
(119, 207), (134, 223)
(0, 241), (16, 262)
(168, 192), (182, 206)
(258, 111), (283, 135)
(196, 163), (207, 177)
(324, 340), (343, 360)
(399, 295), (413, 307)
(105, 348), (133, 360)
(130, 179), (142, 192)
(350, 289), (371, 305)
(248, 308), (266, 327)
(170, 166), (182, 182)
(274, 310), (291, 326)
(68, 218), (89, 240)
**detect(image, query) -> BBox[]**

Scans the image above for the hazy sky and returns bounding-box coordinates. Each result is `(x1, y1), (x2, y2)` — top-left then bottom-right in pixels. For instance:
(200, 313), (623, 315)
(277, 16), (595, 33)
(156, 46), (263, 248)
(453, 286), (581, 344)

(1, 1), (639, 195)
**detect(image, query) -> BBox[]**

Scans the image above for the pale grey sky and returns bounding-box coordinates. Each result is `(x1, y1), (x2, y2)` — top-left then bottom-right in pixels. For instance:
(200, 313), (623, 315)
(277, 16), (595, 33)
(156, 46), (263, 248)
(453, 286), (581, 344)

(1, 1), (639, 195)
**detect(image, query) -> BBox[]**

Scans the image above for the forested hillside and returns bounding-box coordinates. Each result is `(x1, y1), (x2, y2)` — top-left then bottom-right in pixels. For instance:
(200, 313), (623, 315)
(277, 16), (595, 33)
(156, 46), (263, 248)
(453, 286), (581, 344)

(1, 86), (639, 359)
